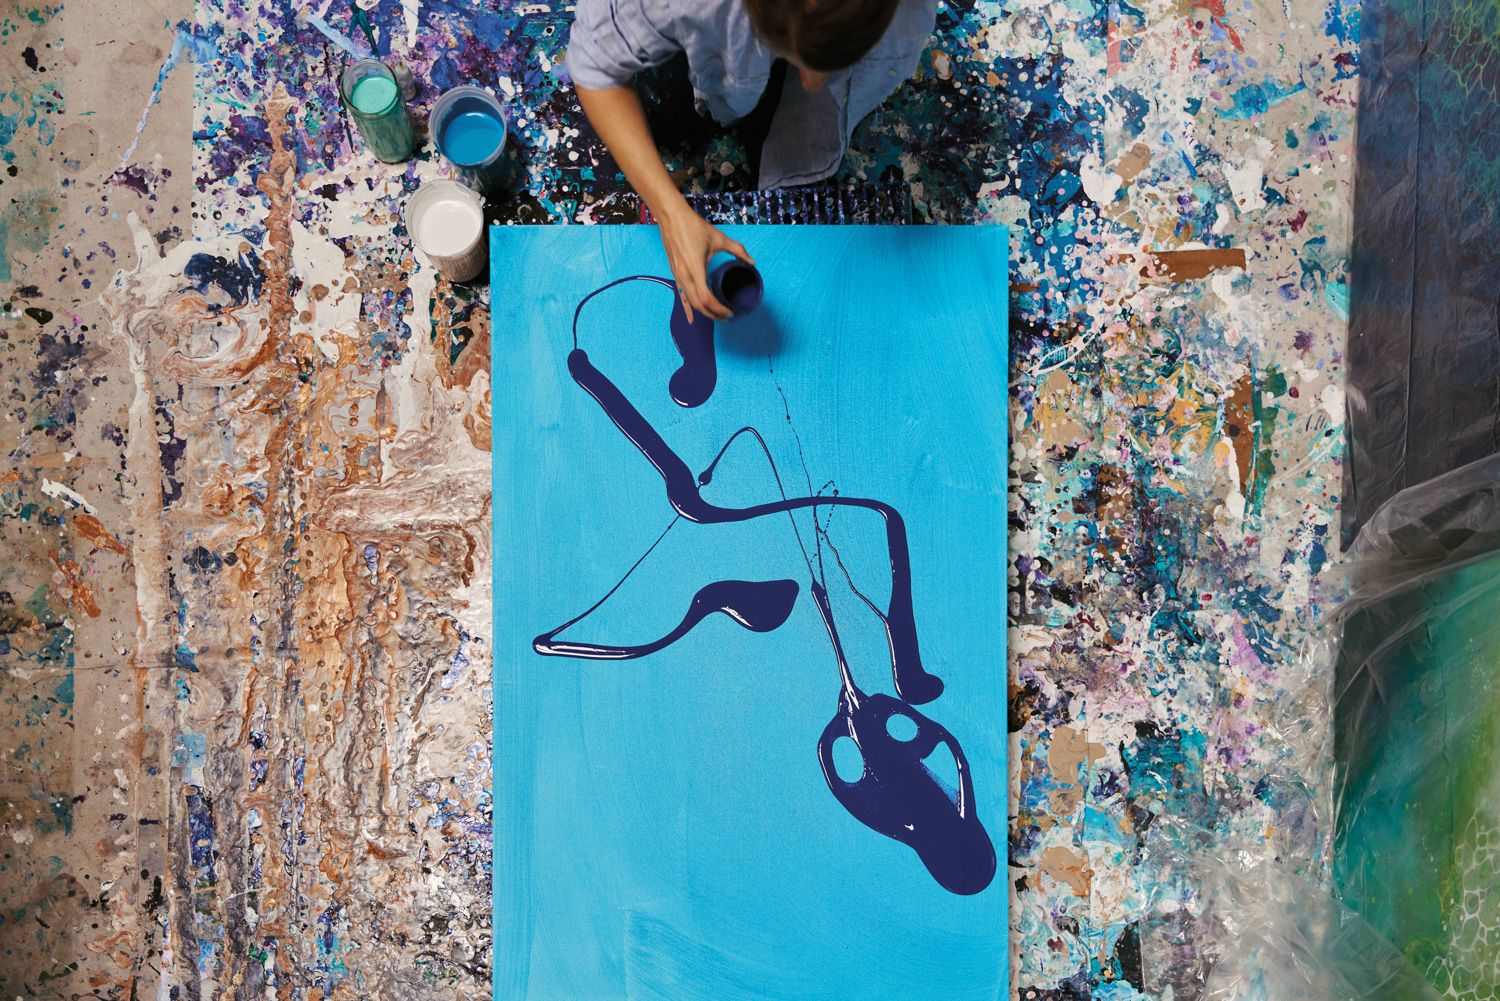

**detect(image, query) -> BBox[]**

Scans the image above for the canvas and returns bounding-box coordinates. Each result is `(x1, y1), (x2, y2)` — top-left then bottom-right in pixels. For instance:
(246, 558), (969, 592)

(490, 225), (1010, 1000)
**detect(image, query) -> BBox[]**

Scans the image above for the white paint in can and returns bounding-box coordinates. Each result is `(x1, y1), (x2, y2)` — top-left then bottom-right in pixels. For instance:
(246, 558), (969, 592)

(405, 179), (487, 282)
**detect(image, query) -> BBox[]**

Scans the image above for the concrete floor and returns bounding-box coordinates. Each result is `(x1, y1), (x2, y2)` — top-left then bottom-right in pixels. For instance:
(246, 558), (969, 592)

(2, 0), (195, 993)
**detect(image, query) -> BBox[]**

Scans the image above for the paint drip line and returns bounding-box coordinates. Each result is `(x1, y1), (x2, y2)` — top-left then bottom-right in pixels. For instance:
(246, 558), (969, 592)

(348, 4), (382, 53)
(113, 29), (219, 177)
(308, 12), (363, 55)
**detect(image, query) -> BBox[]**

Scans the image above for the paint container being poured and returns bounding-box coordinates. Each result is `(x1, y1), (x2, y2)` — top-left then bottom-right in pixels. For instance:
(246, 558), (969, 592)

(709, 258), (764, 318)
(406, 179), (487, 283)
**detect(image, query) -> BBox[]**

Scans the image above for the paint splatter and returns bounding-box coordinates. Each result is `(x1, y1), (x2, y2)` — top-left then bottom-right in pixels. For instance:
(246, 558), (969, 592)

(0, 0), (1354, 992)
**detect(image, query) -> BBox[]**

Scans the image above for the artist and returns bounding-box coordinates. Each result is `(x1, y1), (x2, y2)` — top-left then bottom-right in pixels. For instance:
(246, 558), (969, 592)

(568, 0), (935, 322)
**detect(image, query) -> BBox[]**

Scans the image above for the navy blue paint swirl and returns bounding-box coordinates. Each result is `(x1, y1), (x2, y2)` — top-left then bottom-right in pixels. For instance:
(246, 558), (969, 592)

(668, 303), (717, 407)
(810, 581), (994, 895)
(566, 347), (944, 706)
(535, 578), (800, 658)
(183, 249), (265, 306)
(537, 276), (995, 895)
(819, 691), (994, 895)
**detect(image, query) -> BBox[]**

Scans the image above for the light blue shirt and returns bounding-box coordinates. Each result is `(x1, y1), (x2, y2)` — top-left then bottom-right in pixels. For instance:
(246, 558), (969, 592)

(566, 0), (936, 188)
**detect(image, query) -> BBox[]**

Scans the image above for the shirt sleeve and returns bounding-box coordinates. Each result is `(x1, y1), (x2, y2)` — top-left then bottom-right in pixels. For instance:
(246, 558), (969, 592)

(843, 0), (937, 136)
(566, 0), (682, 90)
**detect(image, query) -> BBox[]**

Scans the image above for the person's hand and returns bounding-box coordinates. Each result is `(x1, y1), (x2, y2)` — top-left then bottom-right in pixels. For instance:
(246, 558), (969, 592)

(658, 202), (755, 323)
(573, 86), (754, 322)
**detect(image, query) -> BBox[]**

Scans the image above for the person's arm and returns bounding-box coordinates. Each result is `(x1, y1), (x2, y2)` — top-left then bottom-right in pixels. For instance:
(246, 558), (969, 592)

(577, 83), (753, 323)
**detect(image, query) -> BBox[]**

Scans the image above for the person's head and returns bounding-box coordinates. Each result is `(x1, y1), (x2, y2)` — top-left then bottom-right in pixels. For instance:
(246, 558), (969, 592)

(743, 0), (902, 81)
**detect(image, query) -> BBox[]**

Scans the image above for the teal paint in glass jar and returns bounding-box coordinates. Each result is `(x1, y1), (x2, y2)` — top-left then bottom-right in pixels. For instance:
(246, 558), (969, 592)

(340, 59), (414, 163)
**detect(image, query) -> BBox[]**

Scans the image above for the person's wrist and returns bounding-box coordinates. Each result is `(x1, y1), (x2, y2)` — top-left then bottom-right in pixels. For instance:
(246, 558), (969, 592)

(654, 191), (692, 227)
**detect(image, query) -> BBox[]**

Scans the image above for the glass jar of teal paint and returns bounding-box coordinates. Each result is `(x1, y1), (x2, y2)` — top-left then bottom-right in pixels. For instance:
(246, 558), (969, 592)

(340, 59), (414, 163)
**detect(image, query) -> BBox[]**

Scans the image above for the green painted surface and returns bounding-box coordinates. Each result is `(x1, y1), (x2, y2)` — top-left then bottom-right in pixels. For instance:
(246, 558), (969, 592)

(1335, 551), (1500, 998)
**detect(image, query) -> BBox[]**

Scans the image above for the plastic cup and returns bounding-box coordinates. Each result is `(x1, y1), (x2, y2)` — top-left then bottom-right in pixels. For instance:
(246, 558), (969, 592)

(406, 180), (487, 282)
(430, 85), (512, 192)
(340, 59), (414, 163)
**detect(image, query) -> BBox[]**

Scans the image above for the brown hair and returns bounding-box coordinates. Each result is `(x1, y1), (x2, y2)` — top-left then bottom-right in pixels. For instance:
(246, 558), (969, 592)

(743, 0), (902, 72)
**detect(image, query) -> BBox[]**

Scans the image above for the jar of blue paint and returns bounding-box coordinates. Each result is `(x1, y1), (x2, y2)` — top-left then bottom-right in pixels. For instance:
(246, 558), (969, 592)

(431, 85), (512, 192)
(340, 59), (414, 163)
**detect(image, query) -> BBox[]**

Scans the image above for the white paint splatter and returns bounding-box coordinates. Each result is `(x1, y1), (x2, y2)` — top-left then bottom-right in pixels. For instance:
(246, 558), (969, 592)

(1319, 382), (1345, 425)
(40, 477), (99, 515)
(290, 219), (360, 364)
(305, 13), (363, 56)
(401, 0), (422, 48)
(1221, 137), (1275, 214)
(1080, 151), (1122, 206)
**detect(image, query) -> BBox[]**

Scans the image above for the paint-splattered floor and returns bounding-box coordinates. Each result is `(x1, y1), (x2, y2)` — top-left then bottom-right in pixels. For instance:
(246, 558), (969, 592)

(0, 0), (1354, 996)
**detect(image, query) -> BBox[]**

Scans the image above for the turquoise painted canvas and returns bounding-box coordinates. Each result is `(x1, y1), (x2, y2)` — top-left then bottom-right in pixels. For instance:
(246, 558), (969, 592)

(490, 225), (1010, 1000)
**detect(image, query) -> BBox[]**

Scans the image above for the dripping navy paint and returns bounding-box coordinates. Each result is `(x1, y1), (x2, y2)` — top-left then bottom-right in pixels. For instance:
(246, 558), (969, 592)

(532, 275), (997, 896)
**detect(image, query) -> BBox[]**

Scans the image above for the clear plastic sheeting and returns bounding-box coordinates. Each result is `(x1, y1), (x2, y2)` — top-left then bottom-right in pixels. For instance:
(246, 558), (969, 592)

(1137, 454), (1500, 1000)
(1331, 453), (1500, 999)
(1195, 860), (1444, 1001)
(1334, 452), (1500, 580)
(1136, 820), (1443, 1001)
(1344, 0), (1500, 546)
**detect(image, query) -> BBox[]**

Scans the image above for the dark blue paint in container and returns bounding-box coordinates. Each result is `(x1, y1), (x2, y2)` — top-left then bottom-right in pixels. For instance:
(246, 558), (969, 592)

(707, 256), (763, 317)
(431, 85), (512, 192)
